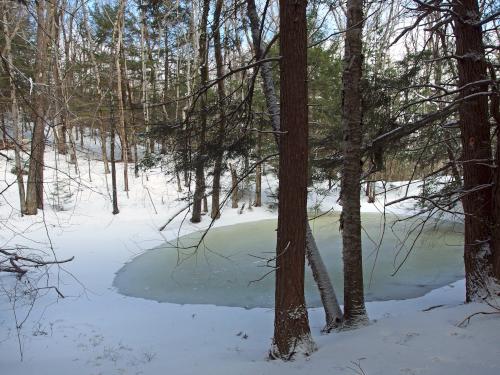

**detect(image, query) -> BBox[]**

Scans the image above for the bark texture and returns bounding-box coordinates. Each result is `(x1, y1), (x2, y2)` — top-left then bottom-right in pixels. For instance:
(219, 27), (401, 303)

(110, 99), (119, 215)
(271, 0), (315, 359)
(210, 0), (226, 220)
(230, 164), (239, 209)
(25, 0), (49, 215)
(340, 0), (368, 327)
(2, 6), (26, 214)
(191, 0), (210, 223)
(491, 67), (500, 281)
(452, 0), (497, 301)
(306, 226), (343, 329)
(254, 123), (263, 207)
(247, 0), (342, 330)
(246, 0), (280, 145)
(114, 0), (129, 192)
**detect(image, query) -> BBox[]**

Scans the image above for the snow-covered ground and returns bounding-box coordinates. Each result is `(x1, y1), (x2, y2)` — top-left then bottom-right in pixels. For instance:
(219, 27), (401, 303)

(1, 147), (499, 375)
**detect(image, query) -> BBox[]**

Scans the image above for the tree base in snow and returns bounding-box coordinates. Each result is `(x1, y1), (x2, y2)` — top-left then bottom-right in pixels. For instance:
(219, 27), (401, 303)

(341, 314), (370, 331)
(269, 333), (317, 361)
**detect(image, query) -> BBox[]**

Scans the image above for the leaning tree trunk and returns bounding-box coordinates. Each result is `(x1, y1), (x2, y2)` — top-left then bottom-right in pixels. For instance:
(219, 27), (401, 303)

(306, 226), (343, 330)
(271, 0), (315, 360)
(25, 0), (49, 215)
(191, 0), (210, 223)
(247, 0), (342, 330)
(453, 0), (497, 301)
(340, 0), (368, 327)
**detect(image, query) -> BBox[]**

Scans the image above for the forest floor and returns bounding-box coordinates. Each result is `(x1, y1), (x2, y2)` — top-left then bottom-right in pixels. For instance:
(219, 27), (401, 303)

(1, 146), (499, 375)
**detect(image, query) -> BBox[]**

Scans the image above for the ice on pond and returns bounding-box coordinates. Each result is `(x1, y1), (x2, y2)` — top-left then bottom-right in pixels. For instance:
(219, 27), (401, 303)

(113, 213), (464, 308)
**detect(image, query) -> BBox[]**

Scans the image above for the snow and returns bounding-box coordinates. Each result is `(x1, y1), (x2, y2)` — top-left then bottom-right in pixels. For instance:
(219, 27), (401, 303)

(1, 146), (499, 375)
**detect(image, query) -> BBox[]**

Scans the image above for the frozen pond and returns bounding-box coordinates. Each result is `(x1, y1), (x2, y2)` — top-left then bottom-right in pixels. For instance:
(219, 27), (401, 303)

(114, 213), (464, 308)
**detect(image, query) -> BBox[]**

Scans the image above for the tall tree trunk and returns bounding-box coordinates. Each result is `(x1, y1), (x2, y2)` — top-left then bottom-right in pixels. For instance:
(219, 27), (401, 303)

(110, 96), (119, 215)
(430, 17), (461, 187)
(0, 113), (5, 149)
(2, 6), (26, 213)
(25, 0), (50, 215)
(247, 0), (342, 331)
(68, 126), (78, 169)
(190, 0), (210, 223)
(254, 122), (263, 207)
(80, 126), (84, 148)
(340, 0), (368, 327)
(182, 16), (193, 189)
(0, 113), (6, 149)
(493, 111), (500, 280)
(122, 51), (136, 168)
(246, 0), (280, 145)
(490, 67), (500, 281)
(83, 3), (109, 173)
(271, 0), (315, 360)
(133, 131), (139, 178)
(210, 0), (226, 220)
(453, 0), (497, 301)
(53, 3), (68, 156)
(114, 0), (129, 192)
(230, 163), (239, 209)
(99, 125), (110, 174)
(61, 0), (77, 166)
(140, 0), (151, 156)
(161, 12), (169, 139)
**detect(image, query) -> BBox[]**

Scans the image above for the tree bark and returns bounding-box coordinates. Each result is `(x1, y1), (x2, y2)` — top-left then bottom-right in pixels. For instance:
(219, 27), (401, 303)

(230, 163), (239, 209)
(210, 0), (227, 220)
(53, 4), (68, 157)
(246, 0), (280, 145)
(254, 123), (263, 207)
(340, 0), (369, 327)
(100, 126), (110, 173)
(452, 0), (497, 301)
(25, 0), (50, 215)
(114, 0), (129, 192)
(490, 66), (500, 281)
(0, 113), (5, 149)
(247, 0), (342, 330)
(110, 96), (119, 215)
(83, 3), (109, 174)
(191, 0), (210, 223)
(271, 0), (315, 359)
(306, 226), (343, 330)
(140, 0), (151, 156)
(2, 6), (26, 214)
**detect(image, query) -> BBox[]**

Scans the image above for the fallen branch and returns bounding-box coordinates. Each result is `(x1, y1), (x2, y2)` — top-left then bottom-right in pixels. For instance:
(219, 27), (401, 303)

(457, 310), (500, 328)
(0, 248), (74, 277)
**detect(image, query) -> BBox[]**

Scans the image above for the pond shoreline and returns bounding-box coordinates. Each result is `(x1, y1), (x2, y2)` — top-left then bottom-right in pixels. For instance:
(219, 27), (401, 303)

(114, 213), (464, 308)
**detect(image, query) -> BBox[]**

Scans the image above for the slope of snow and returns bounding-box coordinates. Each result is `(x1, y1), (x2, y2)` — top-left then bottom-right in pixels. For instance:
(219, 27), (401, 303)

(0, 148), (499, 375)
